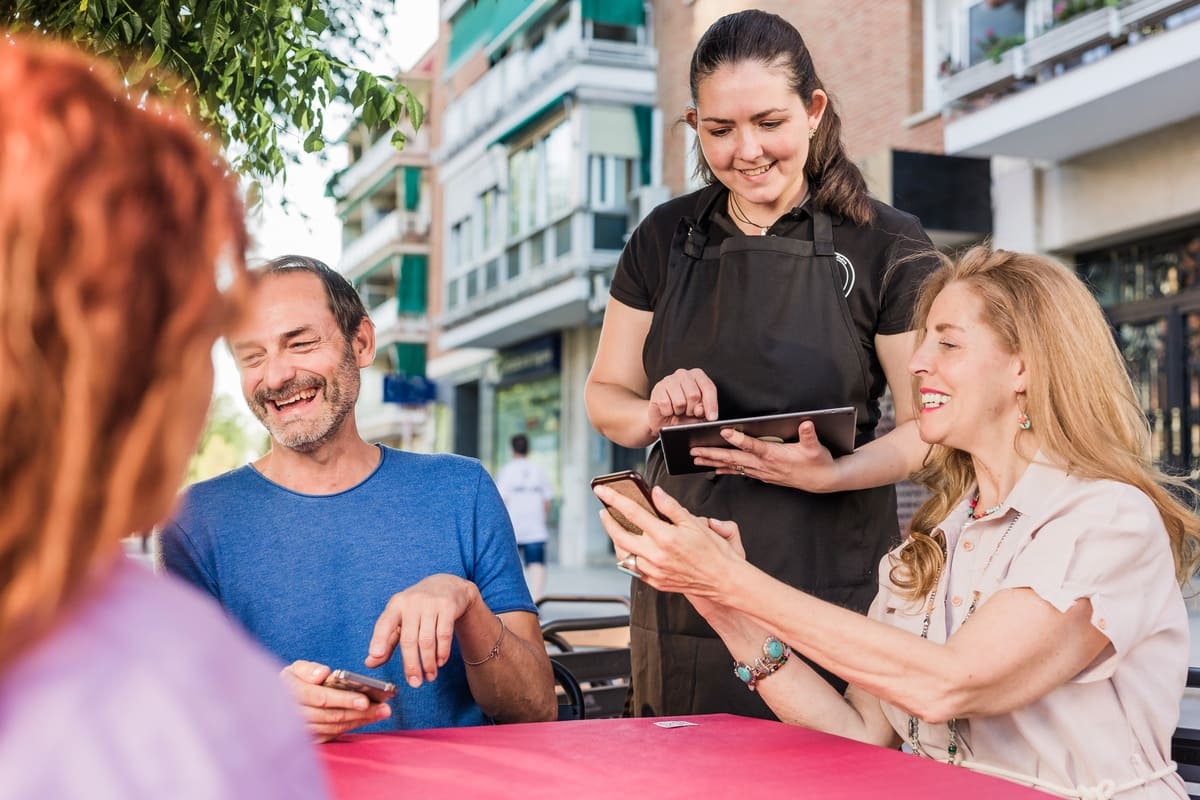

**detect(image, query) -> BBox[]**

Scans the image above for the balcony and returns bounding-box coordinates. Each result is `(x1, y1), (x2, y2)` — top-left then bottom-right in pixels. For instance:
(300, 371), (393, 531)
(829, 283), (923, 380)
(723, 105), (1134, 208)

(437, 21), (656, 161)
(438, 208), (626, 350)
(370, 297), (429, 349)
(340, 208), (431, 282)
(333, 126), (431, 203)
(939, 0), (1200, 159)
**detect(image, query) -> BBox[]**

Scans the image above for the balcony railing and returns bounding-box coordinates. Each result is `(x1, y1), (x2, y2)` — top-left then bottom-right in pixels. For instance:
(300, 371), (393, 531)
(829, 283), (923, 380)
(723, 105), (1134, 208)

(370, 297), (429, 348)
(941, 0), (1200, 106)
(438, 23), (655, 157)
(340, 208), (431, 282)
(333, 126), (431, 202)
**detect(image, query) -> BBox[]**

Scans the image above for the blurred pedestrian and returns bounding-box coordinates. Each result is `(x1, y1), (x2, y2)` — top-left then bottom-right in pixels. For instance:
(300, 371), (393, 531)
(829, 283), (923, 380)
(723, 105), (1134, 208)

(0, 35), (325, 799)
(496, 434), (554, 600)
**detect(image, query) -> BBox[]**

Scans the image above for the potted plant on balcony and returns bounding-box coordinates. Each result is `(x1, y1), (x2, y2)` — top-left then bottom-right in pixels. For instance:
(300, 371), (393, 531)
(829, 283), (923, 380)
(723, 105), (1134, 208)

(1052, 0), (1121, 26)
(976, 27), (1026, 62)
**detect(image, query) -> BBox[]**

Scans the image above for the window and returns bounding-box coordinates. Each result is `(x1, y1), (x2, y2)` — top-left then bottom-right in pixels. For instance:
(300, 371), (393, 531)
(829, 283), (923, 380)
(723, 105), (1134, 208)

(589, 154), (641, 209)
(480, 188), (500, 252)
(450, 217), (474, 272)
(966, 1), (1026, 66)
(545, 122), (572, 219)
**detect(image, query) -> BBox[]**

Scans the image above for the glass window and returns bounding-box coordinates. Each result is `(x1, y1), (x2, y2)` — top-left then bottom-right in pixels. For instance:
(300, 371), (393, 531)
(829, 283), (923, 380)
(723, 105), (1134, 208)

(1117, 319), (1169, 466)
(530, 231), (545, 268)
(967, 1), (1025, 66)
(1078, 228), (1200, 306)
(506, 245), (521, 280)
(480, 188), (499, 251)
(545, 121), (572, 219)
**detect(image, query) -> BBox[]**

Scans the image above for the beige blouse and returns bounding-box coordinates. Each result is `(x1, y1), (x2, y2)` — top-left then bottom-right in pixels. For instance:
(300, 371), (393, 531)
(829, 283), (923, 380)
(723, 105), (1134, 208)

(869, 458), (1189, 799)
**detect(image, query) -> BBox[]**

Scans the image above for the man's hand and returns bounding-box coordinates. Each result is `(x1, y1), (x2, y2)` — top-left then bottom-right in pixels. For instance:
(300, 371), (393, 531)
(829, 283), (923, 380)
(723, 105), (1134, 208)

(365, 574), (479, 688)
(281, 660), (391, 743)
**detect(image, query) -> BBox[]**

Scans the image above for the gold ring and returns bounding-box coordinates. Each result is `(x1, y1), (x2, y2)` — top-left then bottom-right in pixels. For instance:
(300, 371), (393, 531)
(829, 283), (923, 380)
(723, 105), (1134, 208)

(736, 464), (746, 475)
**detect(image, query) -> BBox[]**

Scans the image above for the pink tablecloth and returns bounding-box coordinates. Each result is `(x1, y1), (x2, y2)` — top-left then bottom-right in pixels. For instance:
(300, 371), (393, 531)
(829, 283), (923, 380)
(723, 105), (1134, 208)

(319, 713), (1047, 799)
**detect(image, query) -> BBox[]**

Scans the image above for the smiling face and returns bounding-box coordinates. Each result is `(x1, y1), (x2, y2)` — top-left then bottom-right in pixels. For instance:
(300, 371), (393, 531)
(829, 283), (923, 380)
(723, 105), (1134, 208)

(908, 282), (1026, 456)
(689, 59), (826, 218)
(229, 271), (373, 453)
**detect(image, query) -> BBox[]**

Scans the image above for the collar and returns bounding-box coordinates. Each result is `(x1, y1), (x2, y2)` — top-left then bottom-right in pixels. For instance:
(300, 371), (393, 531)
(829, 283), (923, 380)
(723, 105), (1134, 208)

(968, 451), (1071, 521)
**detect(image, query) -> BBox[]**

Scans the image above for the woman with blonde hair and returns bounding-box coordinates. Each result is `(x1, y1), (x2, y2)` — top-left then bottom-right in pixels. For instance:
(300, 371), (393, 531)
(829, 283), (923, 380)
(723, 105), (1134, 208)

(0, 37), (325, 798)
(597, 245), (1200, 798)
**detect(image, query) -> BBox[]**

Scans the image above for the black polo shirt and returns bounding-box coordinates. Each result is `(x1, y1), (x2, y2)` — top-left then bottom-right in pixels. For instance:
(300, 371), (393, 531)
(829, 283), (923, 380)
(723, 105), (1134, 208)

(609, 184), (940, 413)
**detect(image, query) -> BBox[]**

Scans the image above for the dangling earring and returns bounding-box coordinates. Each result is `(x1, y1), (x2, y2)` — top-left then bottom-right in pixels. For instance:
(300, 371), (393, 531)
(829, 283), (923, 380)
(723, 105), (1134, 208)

(1017, 412), (1032, 431)
(808, 127), (817, 141)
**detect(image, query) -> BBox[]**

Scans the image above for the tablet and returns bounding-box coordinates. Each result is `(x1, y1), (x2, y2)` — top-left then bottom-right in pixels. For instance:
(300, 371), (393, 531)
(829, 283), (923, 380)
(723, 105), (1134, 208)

(658, 406), (857, 476)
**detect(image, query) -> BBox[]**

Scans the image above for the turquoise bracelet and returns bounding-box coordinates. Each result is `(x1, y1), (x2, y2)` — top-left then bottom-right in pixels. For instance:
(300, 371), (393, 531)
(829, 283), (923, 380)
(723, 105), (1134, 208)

(733, 636), (791, 692)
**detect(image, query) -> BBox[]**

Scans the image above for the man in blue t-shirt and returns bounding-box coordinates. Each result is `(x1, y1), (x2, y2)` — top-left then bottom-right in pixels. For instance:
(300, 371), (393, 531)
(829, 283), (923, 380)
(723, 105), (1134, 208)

(160, 256), (556, 739)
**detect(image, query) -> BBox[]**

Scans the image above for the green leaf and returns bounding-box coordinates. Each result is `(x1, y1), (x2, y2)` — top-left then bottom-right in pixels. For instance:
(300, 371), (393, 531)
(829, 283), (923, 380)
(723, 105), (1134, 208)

(103, 0), (116, 19)
(151, 10), (170, 43)
(405, 89), (424, 131)
(146, 43), (164, 70)
(390, 129), (407, 149)
(303, 128), (324, 153)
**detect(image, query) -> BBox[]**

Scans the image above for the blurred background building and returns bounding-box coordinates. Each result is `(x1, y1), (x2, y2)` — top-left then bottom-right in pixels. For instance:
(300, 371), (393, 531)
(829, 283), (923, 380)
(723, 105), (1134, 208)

(329, 0), (1200, 567)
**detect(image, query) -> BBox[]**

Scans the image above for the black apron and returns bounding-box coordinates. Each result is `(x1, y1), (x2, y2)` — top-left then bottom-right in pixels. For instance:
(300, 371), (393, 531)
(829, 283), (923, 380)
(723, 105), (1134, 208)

(631, 185), (898, 719)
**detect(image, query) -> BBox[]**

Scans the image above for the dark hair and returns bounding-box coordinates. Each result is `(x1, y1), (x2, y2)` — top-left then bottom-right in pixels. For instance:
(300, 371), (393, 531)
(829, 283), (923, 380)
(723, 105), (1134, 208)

(260, 255), (367, 341)
(688, 10), (873, 227)
(511, 434), (529, 456)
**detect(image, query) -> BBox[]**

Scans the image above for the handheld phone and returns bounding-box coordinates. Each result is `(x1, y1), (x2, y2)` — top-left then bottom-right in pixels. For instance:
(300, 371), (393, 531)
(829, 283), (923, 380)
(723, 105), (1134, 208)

(591, 470), (666, 534)
(591, 470), (667, 578)
(323, 669), (398, 703)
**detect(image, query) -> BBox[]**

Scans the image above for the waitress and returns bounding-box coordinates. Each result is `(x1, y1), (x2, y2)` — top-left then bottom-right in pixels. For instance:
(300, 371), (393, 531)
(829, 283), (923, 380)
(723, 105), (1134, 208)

(585, 9), (937, 719)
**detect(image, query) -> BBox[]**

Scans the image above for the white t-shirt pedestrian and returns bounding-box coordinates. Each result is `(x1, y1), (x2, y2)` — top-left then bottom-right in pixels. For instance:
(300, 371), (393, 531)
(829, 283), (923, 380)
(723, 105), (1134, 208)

(496, 458), (553, 545)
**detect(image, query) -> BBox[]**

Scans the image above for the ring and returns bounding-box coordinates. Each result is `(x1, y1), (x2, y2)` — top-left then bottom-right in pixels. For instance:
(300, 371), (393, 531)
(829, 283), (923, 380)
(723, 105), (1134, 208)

(619, 554), (638, 572)
(735, 464), (746, 475)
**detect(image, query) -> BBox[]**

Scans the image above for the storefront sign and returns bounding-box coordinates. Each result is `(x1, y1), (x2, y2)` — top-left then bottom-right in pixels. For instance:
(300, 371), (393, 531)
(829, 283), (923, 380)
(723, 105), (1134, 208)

(496, 335), (560, 385)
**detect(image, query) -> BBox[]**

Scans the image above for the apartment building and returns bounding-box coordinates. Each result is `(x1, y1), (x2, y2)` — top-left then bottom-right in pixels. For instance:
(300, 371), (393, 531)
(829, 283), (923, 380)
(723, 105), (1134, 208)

(926, 0), (1200, 480)
(331, 52), (437, 452)
(429, 0), (661, 566)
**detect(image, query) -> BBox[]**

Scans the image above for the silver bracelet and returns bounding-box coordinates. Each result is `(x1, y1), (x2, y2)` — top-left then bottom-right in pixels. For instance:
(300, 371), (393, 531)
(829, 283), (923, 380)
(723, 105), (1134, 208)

(733, 635), (791, 692)
(463, 616), (506, 666)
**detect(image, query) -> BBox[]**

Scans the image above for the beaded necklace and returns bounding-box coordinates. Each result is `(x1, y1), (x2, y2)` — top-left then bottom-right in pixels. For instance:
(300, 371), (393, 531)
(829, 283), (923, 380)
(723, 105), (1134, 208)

(907, 504), (1021, 764)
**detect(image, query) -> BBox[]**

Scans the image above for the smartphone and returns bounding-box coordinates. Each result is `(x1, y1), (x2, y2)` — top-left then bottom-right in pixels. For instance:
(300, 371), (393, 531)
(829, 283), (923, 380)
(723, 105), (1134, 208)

(591, 470), (667, 577)
(323, 669), (398, 703)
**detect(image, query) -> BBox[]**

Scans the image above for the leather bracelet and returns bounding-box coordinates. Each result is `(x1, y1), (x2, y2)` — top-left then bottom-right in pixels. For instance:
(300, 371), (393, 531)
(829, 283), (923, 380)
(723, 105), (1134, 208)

(733, 635), (791, 692)
(463, 616), (506, 666)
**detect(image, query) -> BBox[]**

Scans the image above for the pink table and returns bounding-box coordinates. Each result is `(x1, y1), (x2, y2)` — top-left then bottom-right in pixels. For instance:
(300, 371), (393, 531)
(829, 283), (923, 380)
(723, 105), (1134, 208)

(319, 713), (1047, 799)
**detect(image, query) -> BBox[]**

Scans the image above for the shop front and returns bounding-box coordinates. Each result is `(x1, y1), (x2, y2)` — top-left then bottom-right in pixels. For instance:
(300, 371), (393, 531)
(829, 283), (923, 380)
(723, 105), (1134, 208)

(493, 335), (562, 554)
(1077, 224), (1200, 483)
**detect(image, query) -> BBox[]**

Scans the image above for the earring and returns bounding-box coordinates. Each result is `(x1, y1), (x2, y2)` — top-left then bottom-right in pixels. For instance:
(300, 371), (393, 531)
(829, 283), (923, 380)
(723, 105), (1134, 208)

(808, 127), (817, 141)
(1017, 412), (1032, 431)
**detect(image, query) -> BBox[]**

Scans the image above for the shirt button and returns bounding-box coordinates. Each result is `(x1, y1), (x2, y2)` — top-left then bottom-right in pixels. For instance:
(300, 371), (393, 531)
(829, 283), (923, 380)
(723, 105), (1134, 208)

(962, 541), (974, 551)
(1097, 618), (1107, 630)
(951, 596), (963, 606)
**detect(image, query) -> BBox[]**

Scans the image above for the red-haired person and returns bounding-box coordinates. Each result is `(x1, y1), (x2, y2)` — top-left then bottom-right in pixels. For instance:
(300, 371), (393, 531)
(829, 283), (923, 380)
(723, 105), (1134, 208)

(0, 37), (325, 799)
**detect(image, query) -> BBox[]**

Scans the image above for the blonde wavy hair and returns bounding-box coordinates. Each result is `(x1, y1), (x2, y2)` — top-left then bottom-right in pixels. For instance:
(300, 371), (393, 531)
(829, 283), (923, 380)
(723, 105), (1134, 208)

(891, 246), (1200, 600)
(0, 37), (248, 670)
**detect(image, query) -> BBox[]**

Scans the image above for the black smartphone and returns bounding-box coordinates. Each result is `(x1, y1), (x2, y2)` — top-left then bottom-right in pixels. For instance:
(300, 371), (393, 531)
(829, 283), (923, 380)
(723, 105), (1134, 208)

(588, 470), (667, 556)
(323, 669), (398, 703)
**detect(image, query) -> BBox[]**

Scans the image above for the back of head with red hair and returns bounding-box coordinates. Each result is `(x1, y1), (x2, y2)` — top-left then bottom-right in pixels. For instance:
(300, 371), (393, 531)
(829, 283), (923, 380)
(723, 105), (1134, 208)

(0, 36), (248, 668)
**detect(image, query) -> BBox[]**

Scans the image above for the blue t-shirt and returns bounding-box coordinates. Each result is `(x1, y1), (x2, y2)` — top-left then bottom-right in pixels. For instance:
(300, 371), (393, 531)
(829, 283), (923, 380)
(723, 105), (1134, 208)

(159, 446), (534, 731)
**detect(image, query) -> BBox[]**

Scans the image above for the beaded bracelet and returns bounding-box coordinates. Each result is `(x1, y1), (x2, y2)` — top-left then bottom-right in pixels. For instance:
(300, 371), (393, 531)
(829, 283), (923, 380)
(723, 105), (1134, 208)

(732, 635), (791, 692)
(463, 616), (506, 666)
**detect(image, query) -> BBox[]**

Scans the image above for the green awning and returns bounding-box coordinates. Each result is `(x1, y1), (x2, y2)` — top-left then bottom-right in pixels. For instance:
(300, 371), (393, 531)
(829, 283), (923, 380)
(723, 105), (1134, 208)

(397, 254), (428, 314)
(448, 0), (532, 68)
(393, 343), (427, 377)
(403, 166), (421, 212)
(491, 94), (566, 147)
(582, 0), (644, 27)
(634, 105), (652, 186)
